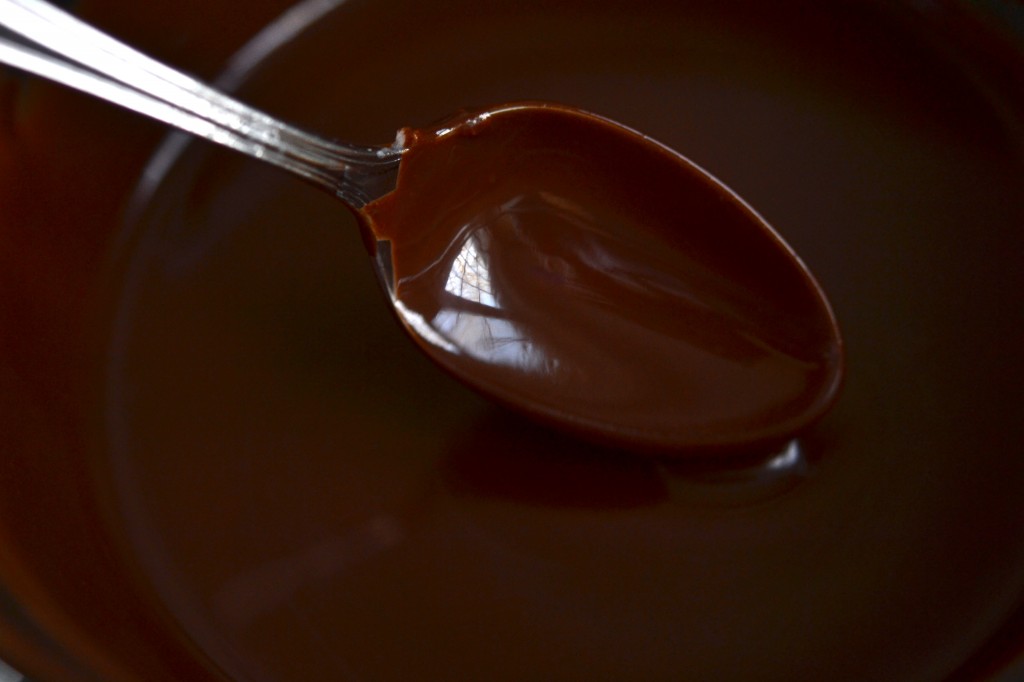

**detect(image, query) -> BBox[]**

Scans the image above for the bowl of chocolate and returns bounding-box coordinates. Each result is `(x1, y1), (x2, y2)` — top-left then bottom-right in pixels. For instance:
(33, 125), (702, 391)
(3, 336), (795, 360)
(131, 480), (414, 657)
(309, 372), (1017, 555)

(2, 0), (1023, 680)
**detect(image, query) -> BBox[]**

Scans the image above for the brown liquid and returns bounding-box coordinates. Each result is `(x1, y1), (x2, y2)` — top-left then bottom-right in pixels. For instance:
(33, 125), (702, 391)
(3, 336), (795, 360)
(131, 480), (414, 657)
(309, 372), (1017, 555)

(362, 103), (842, 453)
(2, 0), (1023, 681)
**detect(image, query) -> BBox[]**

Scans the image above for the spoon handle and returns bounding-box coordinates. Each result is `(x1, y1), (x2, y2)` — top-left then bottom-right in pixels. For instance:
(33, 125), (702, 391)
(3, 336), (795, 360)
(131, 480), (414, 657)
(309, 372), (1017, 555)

(0, 0), (400, 206)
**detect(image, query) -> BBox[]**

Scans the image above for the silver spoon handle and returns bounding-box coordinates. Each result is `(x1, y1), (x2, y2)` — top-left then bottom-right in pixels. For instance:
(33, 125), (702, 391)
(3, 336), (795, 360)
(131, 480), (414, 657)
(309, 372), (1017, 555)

(0, 0), (400, 206)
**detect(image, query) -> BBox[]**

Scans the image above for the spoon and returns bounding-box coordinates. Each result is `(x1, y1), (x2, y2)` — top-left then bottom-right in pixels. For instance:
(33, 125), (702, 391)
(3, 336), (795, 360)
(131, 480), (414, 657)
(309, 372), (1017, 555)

(0, 0), (843, 456)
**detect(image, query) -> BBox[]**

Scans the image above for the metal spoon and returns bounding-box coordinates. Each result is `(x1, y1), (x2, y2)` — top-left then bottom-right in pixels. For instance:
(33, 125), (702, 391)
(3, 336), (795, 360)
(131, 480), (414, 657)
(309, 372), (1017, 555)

(0, 0), (844, 455)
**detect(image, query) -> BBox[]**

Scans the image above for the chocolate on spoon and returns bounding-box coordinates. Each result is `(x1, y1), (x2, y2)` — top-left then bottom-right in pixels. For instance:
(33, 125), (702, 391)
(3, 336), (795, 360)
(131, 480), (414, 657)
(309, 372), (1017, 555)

(0, 0), (843, 455)
(366, 103), (844, 454)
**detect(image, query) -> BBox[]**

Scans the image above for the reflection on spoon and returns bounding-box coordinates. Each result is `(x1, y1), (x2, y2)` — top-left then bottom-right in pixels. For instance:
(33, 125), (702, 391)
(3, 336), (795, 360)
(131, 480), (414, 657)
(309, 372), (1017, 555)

(0, 2), (842, 456)
(365, 104), (843, 454)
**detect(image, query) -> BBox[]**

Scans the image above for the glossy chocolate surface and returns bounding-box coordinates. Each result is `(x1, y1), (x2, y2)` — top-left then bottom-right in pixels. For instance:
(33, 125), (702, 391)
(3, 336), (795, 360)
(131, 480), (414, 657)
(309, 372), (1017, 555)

(1, 0), (1023, 680)
(363, 103), (842, 453)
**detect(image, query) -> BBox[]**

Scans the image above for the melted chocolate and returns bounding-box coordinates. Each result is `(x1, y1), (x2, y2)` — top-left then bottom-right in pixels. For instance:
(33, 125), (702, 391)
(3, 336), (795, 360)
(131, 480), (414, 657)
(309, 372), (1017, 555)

(1, 0), (1022, 681)
(362, 103), (842, 453)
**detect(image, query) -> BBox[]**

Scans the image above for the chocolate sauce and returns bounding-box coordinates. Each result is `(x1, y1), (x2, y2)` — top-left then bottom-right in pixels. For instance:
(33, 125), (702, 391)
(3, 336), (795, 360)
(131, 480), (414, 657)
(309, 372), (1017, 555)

(362, 103), (842, 453)
(1, 0), (1023, 681)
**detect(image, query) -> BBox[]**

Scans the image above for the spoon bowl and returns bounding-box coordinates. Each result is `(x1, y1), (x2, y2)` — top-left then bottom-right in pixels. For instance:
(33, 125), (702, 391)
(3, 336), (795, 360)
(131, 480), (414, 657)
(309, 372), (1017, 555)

(0, 0), (843, 455)
(365, 103), (843, 454)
